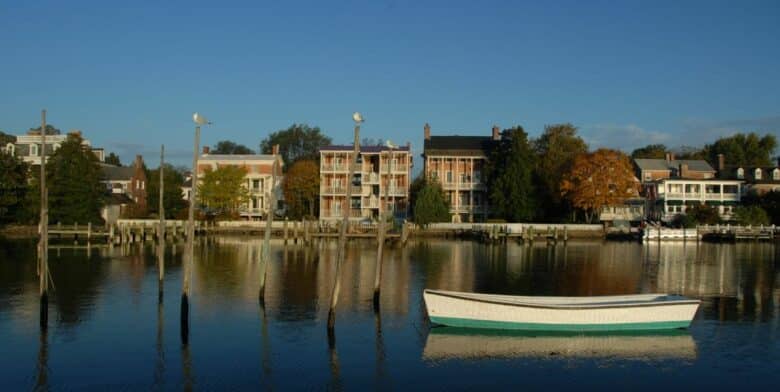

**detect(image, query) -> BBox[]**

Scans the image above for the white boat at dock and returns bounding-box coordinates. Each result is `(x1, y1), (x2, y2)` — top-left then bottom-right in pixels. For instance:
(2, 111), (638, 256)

(423, 289), (700, 332)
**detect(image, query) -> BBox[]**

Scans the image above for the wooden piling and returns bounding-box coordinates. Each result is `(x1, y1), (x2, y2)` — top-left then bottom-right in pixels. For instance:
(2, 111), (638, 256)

(181, 124), (200, 340)
(38, 109), (49, 330)
(158, 144), (166, 303)
(259, 145), (279, 303)
(283, 218), (289, 244)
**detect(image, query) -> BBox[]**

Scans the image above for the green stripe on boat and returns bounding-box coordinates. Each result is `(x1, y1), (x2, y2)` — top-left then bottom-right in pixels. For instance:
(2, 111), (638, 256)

(429, 316), (690, 331)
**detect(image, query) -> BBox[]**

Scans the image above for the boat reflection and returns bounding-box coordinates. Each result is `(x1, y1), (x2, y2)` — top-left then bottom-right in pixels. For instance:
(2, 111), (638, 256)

(423, 327), (697, 361)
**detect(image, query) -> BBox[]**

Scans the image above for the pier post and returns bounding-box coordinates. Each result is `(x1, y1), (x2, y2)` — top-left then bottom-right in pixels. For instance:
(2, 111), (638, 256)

(284, 218), (289, 244)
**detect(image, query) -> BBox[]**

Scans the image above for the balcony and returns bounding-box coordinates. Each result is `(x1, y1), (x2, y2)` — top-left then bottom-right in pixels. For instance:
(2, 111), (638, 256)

(362, 172), (379, 183)
(321, 186), (347, 195)
(322, 164), (347, 172)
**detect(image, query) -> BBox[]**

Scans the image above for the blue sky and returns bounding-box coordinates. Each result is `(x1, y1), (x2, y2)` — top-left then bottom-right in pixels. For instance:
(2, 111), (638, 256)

(2, 0), (779, 167)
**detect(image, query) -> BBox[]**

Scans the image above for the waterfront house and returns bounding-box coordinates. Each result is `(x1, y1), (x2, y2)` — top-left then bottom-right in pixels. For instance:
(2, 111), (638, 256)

(421, 123), (498, 223)
(99, 155), (148, 223)
(716, 155), (780, 196)
(194, 146), (284, 220)
(5, 129), (104, 165)
(318, 143), (412, 222)
(636, 154), (743, 222)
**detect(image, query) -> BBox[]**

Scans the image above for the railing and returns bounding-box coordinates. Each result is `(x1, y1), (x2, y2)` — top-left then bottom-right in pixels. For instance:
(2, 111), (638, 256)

(390, 164), (408, 172)
(321, 186), (347, 194)
(322, 164), (347, 172)
(362, 172), (379, 183)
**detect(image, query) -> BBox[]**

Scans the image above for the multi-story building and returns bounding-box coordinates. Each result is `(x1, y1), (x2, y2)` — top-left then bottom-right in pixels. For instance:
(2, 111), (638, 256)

(421, 123), (499, 223)
(4, 129), (104, 165)
(195, 146), (284, 220)
(99, 155), (148, 223)
(636, 154), (743, 222)
(319, 144), (412, 222)
(716, 155), (780, 195)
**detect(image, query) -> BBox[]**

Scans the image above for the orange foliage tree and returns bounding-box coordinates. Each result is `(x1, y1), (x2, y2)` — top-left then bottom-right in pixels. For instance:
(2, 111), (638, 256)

(560, 149), (639, 223)
(282, 159), (320, 219)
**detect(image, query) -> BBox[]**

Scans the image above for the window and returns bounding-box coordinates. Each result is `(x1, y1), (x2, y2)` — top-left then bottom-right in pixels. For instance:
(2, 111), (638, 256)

(684, 184), (700, 194)
(4, 143), (14, 155)
(30, 144), (39, 157)
(755, 169), (762, 180)
(723, 184), (738, 194)
(141, 181), (145, 190)
(737, 168), (744, 179)
(446, 171), (453, 183)
(705, 184), (720, 194)
(252, 179), (260, 189)
(773, 169), (780, 181)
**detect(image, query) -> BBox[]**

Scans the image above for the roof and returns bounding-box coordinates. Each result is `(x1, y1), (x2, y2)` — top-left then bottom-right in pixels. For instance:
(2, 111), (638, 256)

(719, 165), (780, 183)
(319, 145), (411, 153)
(105, 193), (134, 205)
(100, 164), (134, 181)
(200, 154), (277, 161)
(634, 158), (714, 172)
(423, 136), (498, 156)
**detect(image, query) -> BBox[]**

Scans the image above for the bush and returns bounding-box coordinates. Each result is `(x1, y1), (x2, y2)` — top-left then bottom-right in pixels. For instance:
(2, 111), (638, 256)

(733, 205), (769, 226)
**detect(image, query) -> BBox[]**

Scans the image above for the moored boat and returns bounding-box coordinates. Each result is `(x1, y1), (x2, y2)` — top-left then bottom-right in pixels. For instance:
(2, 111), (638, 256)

(423, 289), (700, 332)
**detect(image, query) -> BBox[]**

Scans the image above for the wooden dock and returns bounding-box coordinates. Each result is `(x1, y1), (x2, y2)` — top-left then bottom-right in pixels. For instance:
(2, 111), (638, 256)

(642, 224), (778, 242)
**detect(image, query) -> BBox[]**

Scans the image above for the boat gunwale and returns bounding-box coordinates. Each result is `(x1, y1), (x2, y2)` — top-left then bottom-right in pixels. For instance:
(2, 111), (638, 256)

(424, 289), (701, 310)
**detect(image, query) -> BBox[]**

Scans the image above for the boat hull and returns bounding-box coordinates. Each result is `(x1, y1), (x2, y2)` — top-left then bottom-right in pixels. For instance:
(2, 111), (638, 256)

(424, 290), (700, 332)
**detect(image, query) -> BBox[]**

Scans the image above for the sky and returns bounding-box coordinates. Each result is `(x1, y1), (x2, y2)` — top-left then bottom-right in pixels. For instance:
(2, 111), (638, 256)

(1, 0), (779, 168)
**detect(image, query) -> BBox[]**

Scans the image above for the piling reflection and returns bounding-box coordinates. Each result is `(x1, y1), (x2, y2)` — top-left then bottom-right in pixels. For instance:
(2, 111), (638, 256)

(423, 328), (698, 361)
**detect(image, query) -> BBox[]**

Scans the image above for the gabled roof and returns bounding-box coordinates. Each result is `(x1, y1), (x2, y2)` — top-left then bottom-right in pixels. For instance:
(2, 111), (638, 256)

(423, 136), (498, 156)
(100, 164), (134, 181)
(634, 158), (714, 172)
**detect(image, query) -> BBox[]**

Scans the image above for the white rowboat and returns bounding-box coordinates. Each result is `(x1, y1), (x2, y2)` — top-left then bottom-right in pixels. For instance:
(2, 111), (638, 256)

(423, 289), (700, 332)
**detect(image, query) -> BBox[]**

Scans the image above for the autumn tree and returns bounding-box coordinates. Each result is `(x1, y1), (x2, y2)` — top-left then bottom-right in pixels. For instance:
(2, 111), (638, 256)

(282, 159), (320, 219)
(0, 151), (28, 224)
(533, 123), (588, 221)
(485, 126), (537, 222)
(198, 165), (250, 218)
(413, 177), (450, 226)
(560, 149), (639, 223)
(260, 124), (331, 168)
(147, 164), (189, 219)
(212, 140), (255, 154)
(631, 144), (668, 159)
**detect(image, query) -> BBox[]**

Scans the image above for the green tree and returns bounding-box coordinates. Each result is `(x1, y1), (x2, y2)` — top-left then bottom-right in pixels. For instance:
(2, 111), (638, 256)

(212, 140), (255, 154)
(198, 165), (250, 218)
(260, 124), (332, 168)
(413, 177), (450, 226)
(0, 131), (15, 146)
(105, 152), (122, 166)
(702, 132), (777, 167)
(147, 164), (189, 219)
(631, 144), (668, 159)
(533, 123), (587, 221)
(485, 126), (537, 222)
(45, 133), (105, 224)
(742, 191), (780, 225)
(27, 124), (61, 135)
(687, 204), (721, 225)
(0, 151), (29, 224)
(282, 160), (320, 219)
(733, 205), (770, 226)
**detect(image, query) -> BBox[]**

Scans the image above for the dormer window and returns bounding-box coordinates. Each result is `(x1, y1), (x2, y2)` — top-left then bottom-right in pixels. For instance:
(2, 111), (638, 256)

(755, 168), (762, 180)
(30, 144), (39, 157)
(736, 168), (744, 179)
(5, 143), (14, 155)
(773, 169), (780, 181)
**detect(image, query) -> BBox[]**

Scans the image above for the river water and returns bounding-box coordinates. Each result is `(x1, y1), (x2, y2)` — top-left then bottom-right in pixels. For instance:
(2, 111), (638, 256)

(1, 237), (778, 390)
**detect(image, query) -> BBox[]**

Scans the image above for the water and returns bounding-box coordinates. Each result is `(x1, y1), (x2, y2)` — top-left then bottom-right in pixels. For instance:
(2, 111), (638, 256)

(1, 237), (779, 390)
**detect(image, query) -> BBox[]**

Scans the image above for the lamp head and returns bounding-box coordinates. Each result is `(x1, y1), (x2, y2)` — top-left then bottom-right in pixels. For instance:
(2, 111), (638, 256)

(352, 112), (364, 124)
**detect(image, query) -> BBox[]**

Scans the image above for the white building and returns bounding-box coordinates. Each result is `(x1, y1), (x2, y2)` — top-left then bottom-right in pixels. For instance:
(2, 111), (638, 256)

(645, 179), (743, 222)
(5, 130), (104, 165)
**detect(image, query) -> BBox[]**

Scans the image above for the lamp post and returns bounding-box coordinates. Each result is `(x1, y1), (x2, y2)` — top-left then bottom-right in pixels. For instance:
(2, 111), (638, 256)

(328, 112), (363, 338)
(182, 112), (210, 342)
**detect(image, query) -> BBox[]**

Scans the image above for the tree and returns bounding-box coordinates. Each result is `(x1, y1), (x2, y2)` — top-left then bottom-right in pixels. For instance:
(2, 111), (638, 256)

(105, 152), (121, 166)
(686, 204), (721, 225)
(0, 151), (29, 224)
(631, 144), (668, 159)
(0, 131), (15, 146)
(198, 165), (250, 218)
(560, 149), (639, 223)
(485, 126), (537, 222)
(742, 190), (780, 225)
(733, 205), (770, 226)
(260, 124), (331, 168)
(702, 132), (777, 167)
(27, 124), (61, 135)
(533, 123), (588, 221)
(282, 160), (320, 219)
(413, 177), (450, 226)
(147, 164), (189, 219)
(45, 133), (105, 224)
(212, 140), (255, 155)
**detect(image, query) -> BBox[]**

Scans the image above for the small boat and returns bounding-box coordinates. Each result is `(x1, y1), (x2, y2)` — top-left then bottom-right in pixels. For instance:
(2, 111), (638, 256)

(424, 289), (700, 332)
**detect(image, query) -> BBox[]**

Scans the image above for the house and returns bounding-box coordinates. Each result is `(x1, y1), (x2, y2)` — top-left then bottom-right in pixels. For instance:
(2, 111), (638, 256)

(319, 143), (412, 222)
(717, 155), (780, 195)
(421, 123), (498, 223)
(193, 146), (284, 220)
(99, 155), (148, 223)
(636, 154), (743, 222)
(5, 129), (104, 165)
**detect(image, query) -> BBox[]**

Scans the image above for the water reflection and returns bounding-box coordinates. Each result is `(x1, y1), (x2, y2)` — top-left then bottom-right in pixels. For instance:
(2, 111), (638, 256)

(423, 328), (697, 361)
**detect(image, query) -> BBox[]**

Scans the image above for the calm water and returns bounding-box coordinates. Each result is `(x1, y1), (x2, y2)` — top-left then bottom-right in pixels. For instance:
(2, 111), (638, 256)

(1, 237), (779, 390)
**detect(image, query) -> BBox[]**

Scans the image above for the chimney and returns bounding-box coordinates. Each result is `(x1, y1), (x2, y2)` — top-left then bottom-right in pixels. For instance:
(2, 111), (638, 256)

(424, 123), (431, 140)
(202, 146), (210, 155)
(679, 163), (689, 178)
(717, 153), (725, 171)
(272, 144), (280, 156)
(492, 125), (500, 140)
(665, 152), (672, 162)
(135, 155), (143, 167)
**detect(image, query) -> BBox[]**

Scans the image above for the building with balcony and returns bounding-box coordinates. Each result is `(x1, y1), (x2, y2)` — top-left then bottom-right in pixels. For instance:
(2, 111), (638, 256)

(4, 129), (104, 165)
(194, 146), (284, 220)
(636, 155), (743, 222)
(421, 123), (499, 223)
(319, 144), (412, 222)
